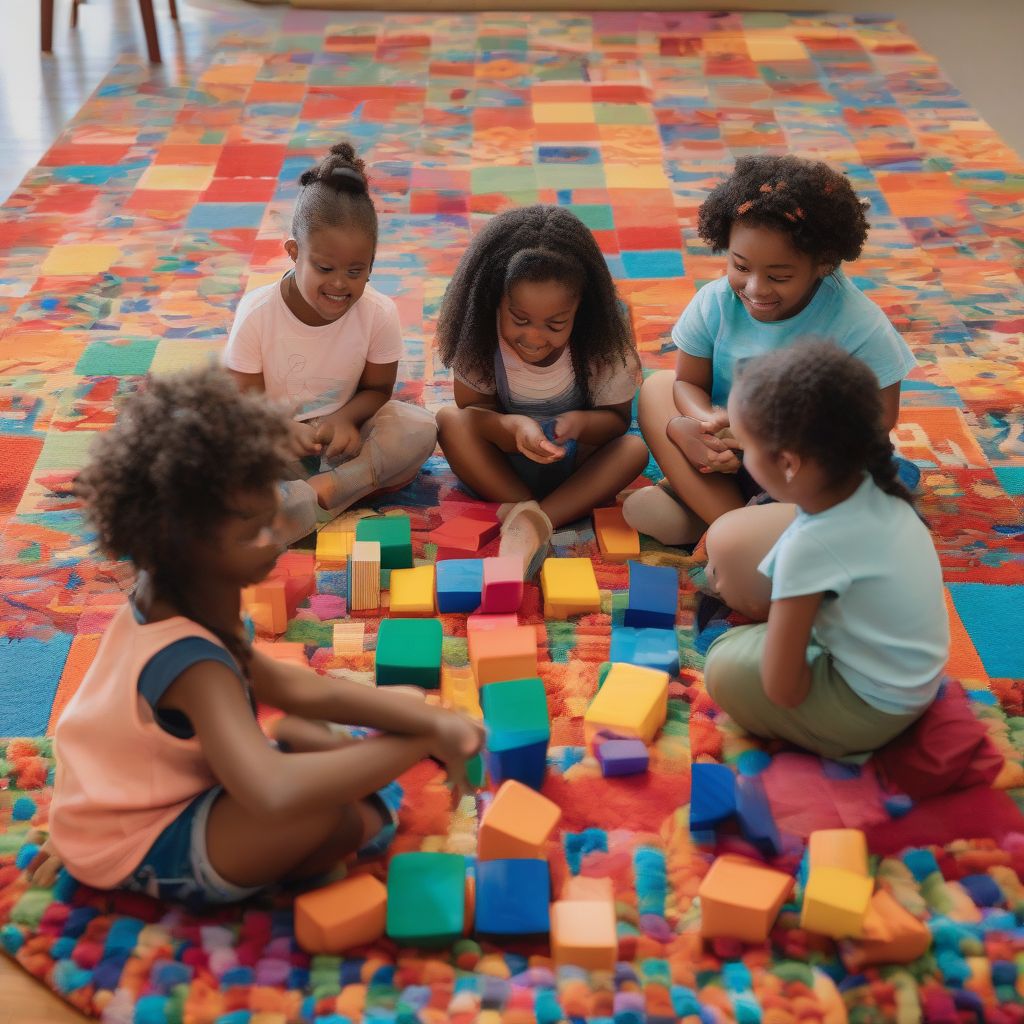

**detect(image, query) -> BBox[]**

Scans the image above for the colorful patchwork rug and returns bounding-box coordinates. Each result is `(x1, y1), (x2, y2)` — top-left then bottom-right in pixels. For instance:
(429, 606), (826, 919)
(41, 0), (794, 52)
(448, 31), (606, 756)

(1, 8), (1023, 1022)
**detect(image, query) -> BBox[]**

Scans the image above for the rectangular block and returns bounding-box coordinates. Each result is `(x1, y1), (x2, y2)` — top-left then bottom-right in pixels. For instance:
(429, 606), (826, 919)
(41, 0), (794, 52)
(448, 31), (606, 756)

(609, 625), (679, 676)
(550, 900), (618, 973)
(846, 889), (931, 969)
(481, 556), (524, 614)
(478, 779), (562, 861)
(388, 564), (436, 617)
(623, 561), (677, 629)
(375, 618), (443, 688)
(801, 867), (873, 939)
(699, 854), (794, 943)
(441, 667), (482, 719)
(584, 663), (668, 748)
(242, 580), (288, 635)
(541, 557), (601, 619)
(436, 558), (483, 614)
(593, 506), (640, 562)
(356, 514), (413, 570)
(253, 640), (307, 667)
(332, 622), (365, 655)
(690, 763), (736, 833)
(469, 624), (538, 687)
(386, 852), (466, 946)
(467, 612), (518, 634)
(475, 859), (550, 936)
(316, 530), (353, 565)
(429, 514), (500, 558)
(562, 875), (614, 902)
(808, 829), (869, 877)
(349, 540), (381, 612)
(596, 738), (649, 777)
(735, 775), (781, 857)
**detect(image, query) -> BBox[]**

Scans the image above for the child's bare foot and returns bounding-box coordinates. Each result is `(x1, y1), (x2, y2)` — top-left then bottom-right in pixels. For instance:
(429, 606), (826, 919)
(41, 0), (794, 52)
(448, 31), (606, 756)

(498, 500), (554, 579)
(622, 480), (705, 546)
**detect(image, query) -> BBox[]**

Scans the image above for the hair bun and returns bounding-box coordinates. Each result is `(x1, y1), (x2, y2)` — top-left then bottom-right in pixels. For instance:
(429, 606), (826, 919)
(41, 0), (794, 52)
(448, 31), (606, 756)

(329, 164), (368, 195)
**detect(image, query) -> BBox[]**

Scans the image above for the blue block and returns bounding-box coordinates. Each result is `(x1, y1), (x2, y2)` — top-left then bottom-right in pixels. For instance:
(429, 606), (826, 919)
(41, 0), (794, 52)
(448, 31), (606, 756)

(541, 417), (577, 462)
(959, 873), (1003, 908)
(436, 558), (483, 613)
(474, 859), (551, 936)
(623, 561), (677, 630)
(609, 625), (679, 676)
(597, 738), (649, 777)
(482, 677), (550, 790)
(689, 763), (736, 833)
(486, 738), (548, 792)
(735, 774), (781, 857)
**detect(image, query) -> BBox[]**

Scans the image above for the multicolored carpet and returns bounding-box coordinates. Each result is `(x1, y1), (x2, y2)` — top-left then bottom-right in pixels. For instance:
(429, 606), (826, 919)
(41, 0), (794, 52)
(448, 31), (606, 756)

(1, 8), (1023, 1022)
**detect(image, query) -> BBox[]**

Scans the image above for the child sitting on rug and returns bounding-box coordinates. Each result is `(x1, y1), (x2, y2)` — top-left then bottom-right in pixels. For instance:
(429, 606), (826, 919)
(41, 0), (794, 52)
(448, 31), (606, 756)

(701, 341), (948, 760)
(623, 154), (917, 547)
(435, 204), (649, 576)
(46, 367), (482, 906)
(224, 141), (437, 545)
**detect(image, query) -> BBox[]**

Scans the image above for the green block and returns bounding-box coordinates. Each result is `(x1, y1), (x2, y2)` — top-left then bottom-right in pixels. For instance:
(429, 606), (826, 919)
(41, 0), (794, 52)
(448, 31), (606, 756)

(376, 618), (443, 688)
(355, 514), (413, 570)
(481, 677), (550, 752)
(386, 852), (466, 946)
(466, 752), (486, 789)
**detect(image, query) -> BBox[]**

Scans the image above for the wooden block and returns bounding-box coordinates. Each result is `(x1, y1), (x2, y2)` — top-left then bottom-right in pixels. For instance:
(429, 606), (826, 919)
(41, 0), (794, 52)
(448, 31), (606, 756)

(593, 506), (640, 562)
(550, 900), (618, 972)
(478, 779), (561, 860)
(540, 557), (601, 619)
(349, 540), (381, 612)
(844, 889), (930, 968)
(469, 624), (538, 687)
(332, 622), (366, 655)
(801, 866), (873, 938)
(467, 612), (518, 634)
(808, 829), (868, 877)
(562, 875), (614, 902)
(623, 560), (677, 629)
(294, 873), (386, 953)
(584, 663), (668, 748)
(480, 556), (524, 614)
(698, 854), (794, 943)
(441, 666), (482, 719)
(316, 530), (354, 565)
(388, 564), (436, 617)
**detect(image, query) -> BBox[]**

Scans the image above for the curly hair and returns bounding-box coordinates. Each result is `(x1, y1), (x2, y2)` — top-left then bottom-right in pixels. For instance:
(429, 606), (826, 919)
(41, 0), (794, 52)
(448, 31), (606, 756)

(75, 366), (290, 666)
(731, 340), (913, 505)
(435, 205), (635, 408)
(698, 155), (869, 269)
(291, 141), (378, 248)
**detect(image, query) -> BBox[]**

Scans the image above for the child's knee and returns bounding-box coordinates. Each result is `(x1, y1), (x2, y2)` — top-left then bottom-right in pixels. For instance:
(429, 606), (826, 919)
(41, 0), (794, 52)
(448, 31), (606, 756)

(637, 369), (676, 426)
(435, 403), (465, 444)
(621, 432), (652, 472)
(376, 401), (437, 460)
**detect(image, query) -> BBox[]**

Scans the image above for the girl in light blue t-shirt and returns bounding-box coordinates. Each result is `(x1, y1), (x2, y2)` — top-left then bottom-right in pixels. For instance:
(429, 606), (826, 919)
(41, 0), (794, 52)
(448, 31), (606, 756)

(701, 341), (948, 760)
(624, 154), (916, 547)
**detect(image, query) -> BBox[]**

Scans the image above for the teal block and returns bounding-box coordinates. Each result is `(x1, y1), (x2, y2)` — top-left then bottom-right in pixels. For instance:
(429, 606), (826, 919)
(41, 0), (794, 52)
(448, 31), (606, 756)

(609, 625), (679, 676)
(355, 514), (412, 570)
(375, 618), (442, 688)
(386, 852), (466, 946)
(75, 339), (158, 376)
(481, 677), (550, 751)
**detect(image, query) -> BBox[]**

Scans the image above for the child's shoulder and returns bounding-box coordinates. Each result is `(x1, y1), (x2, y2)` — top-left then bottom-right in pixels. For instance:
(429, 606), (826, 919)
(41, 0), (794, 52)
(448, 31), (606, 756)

(355, 283), (398, 319)
(234, 279), (283, 323)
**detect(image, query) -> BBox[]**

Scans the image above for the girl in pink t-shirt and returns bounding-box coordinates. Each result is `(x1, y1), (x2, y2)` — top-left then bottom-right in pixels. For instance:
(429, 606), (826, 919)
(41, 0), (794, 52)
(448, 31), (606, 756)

(45, 367), (481, 906)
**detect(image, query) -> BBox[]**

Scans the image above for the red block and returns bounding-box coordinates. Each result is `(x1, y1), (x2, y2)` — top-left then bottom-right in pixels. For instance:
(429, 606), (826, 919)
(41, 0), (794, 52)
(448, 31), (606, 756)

(430, 515), (500, 559)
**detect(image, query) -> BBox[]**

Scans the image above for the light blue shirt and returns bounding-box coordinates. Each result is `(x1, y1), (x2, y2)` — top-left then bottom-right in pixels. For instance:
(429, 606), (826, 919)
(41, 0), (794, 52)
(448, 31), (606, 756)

(759, 476), (949, 714)
(672, 270), (917, 407)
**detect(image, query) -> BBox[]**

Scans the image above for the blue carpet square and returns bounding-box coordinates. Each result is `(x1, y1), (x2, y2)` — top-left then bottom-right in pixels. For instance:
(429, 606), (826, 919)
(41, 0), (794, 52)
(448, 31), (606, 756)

(948, 584), (1024, 678)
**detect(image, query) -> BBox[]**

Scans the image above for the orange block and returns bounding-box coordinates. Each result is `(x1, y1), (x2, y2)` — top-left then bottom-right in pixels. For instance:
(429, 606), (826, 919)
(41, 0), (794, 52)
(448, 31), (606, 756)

(469, 624), (538, 686)
(844, 889), (931, 969)
(243, 580), (288, 634)
(478, 779), (562, 860)
(294, 873), (387, 953)
(699, 854), (794, 943)
(562, 875), (614, 902)
(593, 506), (640, 562)
(467, 613), (519, 634)
(550, 900), (618, 972)
(808, 829), (868, 877)
(253, 641), (307, 667)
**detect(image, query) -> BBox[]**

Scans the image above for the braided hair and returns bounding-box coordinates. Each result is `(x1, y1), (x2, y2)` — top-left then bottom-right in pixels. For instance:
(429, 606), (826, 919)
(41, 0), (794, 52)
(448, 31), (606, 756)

(731, 340), (914, 505)
(74, 367), (290, 672)
(435, 204), (635, 408)
(698, 155), (870, 271)
(291, 141), (378, 248)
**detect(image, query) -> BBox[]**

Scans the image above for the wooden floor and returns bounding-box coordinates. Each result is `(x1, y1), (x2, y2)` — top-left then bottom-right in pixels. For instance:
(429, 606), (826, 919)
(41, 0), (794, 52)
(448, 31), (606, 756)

(0, 0), (1020, 1017)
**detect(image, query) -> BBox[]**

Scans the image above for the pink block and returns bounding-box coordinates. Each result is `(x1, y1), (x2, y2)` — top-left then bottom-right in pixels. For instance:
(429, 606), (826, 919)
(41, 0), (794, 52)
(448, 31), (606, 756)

(481, 556), (524, 614)
(467, 613), (519, 634)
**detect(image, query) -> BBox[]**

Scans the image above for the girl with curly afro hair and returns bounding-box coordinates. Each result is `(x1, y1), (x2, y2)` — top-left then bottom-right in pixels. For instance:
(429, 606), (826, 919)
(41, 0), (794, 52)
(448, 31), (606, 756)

(435, 204), (648, 577)
(623, 155), (917, 550)
(700, 341), (947, 759)
(47, 367), (482, 907)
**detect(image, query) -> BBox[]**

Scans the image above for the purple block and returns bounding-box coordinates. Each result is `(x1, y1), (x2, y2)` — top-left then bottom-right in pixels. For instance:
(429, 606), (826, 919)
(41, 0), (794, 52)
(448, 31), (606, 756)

(596, 738), (649, 777)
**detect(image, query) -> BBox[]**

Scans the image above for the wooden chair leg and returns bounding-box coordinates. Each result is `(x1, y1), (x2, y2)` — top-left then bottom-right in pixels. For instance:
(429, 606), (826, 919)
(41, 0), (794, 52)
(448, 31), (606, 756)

(70, 0), (81, 29)
(137, 0), (161, 63)
(168, 0), (178, 22)
(41, 0), (55, 51)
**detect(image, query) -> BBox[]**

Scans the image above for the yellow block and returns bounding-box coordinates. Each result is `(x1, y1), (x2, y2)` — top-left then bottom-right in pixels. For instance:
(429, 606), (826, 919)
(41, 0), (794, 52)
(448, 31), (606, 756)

(584, 662), (668, 747)
(541, 557), (601, 619)
(388, 564), (436, 617)
(593, 506), (640, 562)
(332, 622), (366, 655)
(533, 102), (595, 124)
(441, 666), (482, 719)
(801, 866), (873, 938)
(40, 244), (121, 277)
(808, 829), (868, 877)
(135, 163), (216, 191)
(317, 530), (354, 564)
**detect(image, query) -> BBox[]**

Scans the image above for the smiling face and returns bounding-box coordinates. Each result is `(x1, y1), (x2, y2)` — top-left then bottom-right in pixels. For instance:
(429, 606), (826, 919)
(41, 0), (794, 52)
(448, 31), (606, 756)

(726, 221), (830, 323)
(284, 225), (375, 326)
(497, 279), (581, 366)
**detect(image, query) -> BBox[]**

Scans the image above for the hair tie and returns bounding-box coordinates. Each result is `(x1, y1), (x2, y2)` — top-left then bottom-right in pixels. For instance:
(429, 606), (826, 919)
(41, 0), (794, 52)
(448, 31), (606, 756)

(330, 165), (365, 187)
(759, 182), (773, 194)
(736, 200), (754, 215)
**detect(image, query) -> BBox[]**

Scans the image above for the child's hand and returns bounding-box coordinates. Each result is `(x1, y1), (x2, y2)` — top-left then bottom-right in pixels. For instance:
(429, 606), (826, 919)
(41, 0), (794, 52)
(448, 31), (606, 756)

(551, 411), (585, 444)
(699, 408), (731, 437)
(428, 710), (486, 796)
(316, 417), (363, 461)
(512, 417), (565, 464)
(287, 419), (322, 459)
(701, 447), (743, 475)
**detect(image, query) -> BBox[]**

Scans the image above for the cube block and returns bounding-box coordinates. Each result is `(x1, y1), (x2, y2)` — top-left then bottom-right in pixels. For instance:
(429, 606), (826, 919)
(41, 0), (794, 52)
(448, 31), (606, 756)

(483, 677), (550, 790)
(808, 829), (868, 877)
(562, 875), (615, 902)
(388, 564), (436, 617)
(376, 618), (443, 688)
(735, 774), (781, 857)
(478, 779), (562, 861)
(469, 624), (538, 687)
(609, 625), (679, 676)
(584, 663), (668, 748)
(690, 763), (736, 832)
(593, 506), (640, 562)
(541, 557), (601, 619)
(699, 855), (794, 943)
(356, 514), (413, 570)
(436, 558), (483, 614)
(441, 666), (482, 718)
(801, 866), (873, 938)
(294, 873), (386, 953)
(550, 900), (618, 973)
(386, 852), (466, 946)
(623, 561), (677, 629)
(466, 612), (519, 634)
(480, 555), (524, 614)
(475, 859), (551, 936)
